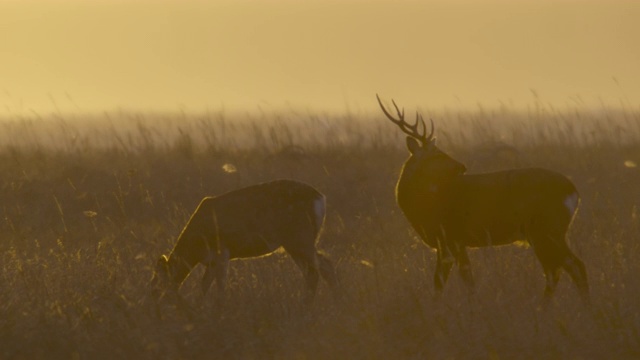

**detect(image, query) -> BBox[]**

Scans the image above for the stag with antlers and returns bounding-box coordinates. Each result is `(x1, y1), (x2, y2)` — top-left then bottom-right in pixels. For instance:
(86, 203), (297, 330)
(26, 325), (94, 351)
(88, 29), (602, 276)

(377, 95), (589, 303)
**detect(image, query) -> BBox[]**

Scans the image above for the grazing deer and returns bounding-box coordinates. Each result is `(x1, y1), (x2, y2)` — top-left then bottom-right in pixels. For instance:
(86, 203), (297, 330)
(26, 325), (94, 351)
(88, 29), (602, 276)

(152, 179), (337, 303)
(377, 95), (589, 302)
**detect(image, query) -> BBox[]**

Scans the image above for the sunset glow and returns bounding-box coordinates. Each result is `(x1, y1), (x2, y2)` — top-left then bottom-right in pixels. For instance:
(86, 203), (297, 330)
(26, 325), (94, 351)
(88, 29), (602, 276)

(2, 0), (638, 114)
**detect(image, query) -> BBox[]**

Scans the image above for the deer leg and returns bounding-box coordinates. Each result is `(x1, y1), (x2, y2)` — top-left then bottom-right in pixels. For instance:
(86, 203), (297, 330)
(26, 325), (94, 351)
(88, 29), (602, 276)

(287, 251), (320, 304)
(530, 230), (567, 302)
(538, 262), (562, 309)
(562, 251), (590, 304)
(201, 265), (216, 295)
(316, 252), (338, 288)
(202, 249), (229, 298)
(543, 266), (561, 301)
(434, 249), (454, 292)
(540, 248), (562, 300)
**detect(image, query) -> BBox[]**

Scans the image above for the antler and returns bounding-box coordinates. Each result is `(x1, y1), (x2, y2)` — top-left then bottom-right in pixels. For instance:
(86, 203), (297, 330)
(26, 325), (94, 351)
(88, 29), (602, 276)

(376, 94), (434, 146)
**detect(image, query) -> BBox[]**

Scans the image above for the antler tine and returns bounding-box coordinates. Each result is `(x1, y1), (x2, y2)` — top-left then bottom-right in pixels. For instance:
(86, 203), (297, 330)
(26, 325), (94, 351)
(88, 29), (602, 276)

(391, 99), (404, 121)
(415, 111), (426, 138)
(427, 117), (435, 142)
(376, 94), (404, 124)
(377, 95), (429, 142)
(417, 113), (435, 143)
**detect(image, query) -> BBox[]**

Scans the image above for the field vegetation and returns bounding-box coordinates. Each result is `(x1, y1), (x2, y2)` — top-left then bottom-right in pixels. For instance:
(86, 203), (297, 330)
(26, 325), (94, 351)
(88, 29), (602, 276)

(0, 104), (639, 358)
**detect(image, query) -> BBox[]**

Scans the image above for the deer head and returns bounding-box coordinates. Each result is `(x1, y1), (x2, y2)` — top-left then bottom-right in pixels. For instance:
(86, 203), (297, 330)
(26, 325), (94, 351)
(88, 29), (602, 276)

(376, 95), (466, 199)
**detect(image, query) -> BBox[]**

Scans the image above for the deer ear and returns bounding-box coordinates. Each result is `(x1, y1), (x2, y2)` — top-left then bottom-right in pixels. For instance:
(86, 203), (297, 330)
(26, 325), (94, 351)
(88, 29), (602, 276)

(406, 137), (422, 154)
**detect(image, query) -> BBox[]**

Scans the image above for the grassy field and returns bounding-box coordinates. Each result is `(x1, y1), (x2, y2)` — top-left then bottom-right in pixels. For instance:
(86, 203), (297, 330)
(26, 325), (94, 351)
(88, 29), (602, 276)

(0, 105), (639, 358)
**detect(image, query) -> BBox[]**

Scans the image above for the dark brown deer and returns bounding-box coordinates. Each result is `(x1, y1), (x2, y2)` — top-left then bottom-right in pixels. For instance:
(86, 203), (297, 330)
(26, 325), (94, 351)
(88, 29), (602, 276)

(377, 95), (588, 302)
(152, 179), (336, 303)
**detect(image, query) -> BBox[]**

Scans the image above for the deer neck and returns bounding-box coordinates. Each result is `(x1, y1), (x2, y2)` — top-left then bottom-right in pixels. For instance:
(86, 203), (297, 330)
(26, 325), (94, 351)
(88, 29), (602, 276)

(396, 153), (467, 211)
(396, 169), (439, 211)
(167, 213), (213, 285)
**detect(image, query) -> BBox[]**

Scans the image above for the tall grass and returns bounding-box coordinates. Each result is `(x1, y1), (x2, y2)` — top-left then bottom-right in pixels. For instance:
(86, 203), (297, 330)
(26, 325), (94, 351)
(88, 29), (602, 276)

(0, 105), (639, 358)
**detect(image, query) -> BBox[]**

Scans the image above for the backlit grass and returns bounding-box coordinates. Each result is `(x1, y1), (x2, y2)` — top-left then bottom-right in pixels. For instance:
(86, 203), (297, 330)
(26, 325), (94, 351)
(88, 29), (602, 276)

(0, 105), (639, 358)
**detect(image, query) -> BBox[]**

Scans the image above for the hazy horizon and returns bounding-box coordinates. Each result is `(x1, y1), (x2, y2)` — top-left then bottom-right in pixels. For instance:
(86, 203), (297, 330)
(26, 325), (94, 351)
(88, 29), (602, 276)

(2, 0), (639, 116)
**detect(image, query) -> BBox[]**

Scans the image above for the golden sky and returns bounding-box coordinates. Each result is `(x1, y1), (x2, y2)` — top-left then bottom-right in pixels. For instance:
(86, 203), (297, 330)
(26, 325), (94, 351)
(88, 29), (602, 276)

(1, 0), (639, 115)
